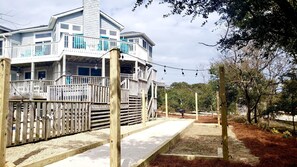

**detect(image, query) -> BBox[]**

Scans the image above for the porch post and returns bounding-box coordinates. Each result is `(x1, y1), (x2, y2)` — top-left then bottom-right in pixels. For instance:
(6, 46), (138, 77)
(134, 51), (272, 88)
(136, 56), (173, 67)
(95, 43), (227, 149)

(57, 61), (61, 81)
(109, 48), (121, 167)
(30, 62), (35, 100)
(62, 55), (66, 84)
(102, 57), (106, 86)
(0, 58), (10, 167)
(219, 66), (229, 160)
(134, 60), (138, 80)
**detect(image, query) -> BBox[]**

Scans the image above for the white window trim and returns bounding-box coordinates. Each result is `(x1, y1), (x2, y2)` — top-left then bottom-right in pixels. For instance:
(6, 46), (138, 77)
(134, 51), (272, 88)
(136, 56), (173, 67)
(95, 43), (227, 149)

(34, 31), (52, 43)
(59, 22), (83, 34)
(100, 28), (120, 40)
(57, 22), (83, 43)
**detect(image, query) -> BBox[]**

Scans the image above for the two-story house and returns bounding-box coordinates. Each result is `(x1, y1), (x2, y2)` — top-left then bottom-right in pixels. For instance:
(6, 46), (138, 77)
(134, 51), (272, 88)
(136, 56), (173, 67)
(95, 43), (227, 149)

(0, 0), (158, 125)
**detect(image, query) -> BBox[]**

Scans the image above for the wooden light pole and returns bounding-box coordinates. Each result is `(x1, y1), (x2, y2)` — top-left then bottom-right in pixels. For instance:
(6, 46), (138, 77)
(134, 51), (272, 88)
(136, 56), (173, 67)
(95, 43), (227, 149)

(219, 66), (229, 160)
(142, 90), (146, 126)
(195, 92), (198, 121)
(0, 58), (10, 167)
(216, 91), (220, 125)
(165, 93), (168, 118)
(109, 48), (121, 167)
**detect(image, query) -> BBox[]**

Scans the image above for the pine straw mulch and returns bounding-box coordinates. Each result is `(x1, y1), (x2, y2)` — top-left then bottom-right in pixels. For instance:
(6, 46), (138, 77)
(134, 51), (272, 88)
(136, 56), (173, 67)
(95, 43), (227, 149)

(231, 122), (297, 167)
(150, 115), (297, 167)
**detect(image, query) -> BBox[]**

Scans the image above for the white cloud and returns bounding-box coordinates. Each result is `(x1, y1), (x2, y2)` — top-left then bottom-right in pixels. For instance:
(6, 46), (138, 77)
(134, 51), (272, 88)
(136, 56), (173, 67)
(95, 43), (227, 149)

(0, 0), (223, 85)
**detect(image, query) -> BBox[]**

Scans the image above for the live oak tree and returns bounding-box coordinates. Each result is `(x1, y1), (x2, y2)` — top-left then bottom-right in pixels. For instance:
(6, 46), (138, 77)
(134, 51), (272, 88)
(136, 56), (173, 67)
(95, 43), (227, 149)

(210, 46), (289, 123)
(134, 0), (297, 61)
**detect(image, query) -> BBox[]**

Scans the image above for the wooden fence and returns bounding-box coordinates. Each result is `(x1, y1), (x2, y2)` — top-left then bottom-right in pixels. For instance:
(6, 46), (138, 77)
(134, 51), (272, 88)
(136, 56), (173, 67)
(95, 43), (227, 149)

(6, 100), (91, 147)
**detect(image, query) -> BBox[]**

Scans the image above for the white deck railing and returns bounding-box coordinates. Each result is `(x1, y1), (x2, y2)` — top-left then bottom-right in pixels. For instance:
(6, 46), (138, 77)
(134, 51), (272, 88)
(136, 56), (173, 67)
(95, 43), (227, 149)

(7, 34), (150, 62)
(10, 80), (54, 98)
(47, 84), (129, 103)
(63, 34), (136, 55)
(10, 42), (59, 58)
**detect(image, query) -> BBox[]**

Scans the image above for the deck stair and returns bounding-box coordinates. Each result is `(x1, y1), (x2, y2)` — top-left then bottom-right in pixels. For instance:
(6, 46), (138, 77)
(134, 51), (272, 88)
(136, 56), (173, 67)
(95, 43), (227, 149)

(90, 95), (142, 130)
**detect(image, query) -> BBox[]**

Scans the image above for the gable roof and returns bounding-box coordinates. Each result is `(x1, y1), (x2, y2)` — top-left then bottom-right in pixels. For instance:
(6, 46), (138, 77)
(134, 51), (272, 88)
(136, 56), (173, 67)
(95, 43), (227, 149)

(1, 25), (50, 36)
(0, 25), (12, 32)
(49, 7), (124, 30)
(121, 31), (155, 46)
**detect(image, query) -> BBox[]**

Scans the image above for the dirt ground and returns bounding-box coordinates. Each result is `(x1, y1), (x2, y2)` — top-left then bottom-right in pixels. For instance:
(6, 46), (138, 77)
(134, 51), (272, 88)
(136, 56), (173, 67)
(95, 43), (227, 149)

(150, 114), (297, 167)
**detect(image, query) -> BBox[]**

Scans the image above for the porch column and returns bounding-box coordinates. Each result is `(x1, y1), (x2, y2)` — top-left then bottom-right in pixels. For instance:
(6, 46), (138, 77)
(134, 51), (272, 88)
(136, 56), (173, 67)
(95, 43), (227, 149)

(145, 65), (148, 79)
(57, 61), (61, 78)
(102, 58), (106, 86)
(134, 61), (138, 80)
(30, 62), (35, 100)
(62, 55), (66, 85)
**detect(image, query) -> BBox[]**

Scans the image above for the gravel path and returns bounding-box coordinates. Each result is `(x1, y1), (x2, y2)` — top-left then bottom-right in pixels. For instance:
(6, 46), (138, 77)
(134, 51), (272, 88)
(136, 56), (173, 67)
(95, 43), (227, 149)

(164, 123), (259, 165)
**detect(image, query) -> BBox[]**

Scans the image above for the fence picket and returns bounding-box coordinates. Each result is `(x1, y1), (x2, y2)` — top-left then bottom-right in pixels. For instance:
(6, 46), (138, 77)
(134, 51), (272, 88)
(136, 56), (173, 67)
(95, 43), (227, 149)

(22, 102), (28, 144)
(42, 102), (46, 140)
(29, 102), (35, 142)
(36, 102), (41, 140)
(15, 103), (21, 145)
(6, 103), (13, 146)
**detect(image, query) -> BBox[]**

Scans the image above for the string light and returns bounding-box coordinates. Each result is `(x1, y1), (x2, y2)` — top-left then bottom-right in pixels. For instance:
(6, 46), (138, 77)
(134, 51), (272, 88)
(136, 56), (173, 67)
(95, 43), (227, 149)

(181, 69), (185, 76)
(195, 70), (198, 77)
(124, 52), (210, 73)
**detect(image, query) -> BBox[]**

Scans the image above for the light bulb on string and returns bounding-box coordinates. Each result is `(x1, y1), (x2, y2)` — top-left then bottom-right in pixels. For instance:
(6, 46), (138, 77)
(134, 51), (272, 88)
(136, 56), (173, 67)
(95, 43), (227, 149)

(195, 70), (198, 77)
(181, 69), (185, 76)
(164, 66), (167, 74)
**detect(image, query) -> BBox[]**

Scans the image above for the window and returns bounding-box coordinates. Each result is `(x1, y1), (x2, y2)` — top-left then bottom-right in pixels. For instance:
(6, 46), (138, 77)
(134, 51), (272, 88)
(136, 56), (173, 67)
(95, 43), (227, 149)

(0, 40), (3, 55)
(78, 67), (90, 76)
(73, 25), (81, 31)
(34, 32), (52, 56)
(25, 72), (31, 80)
(91, 68), (101, 76)
(61, 23), (69, 29)
(35, 33), (51, 39)
(38, 71), (46, 79)
(110, 30), (117, 36)
(149, 45), (152, 57)
(135, 39), (139, 44)
(110, 38), (117, 48)
(142, 40), (147, 49)
(78, 67), (102, 76)
(100, 29), (106, 35)
(35, 41), (51, 56)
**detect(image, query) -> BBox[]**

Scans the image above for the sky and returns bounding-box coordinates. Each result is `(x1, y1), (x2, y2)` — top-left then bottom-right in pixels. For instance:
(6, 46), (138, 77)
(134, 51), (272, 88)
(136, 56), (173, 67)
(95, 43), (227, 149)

(0, 0), (224, 85)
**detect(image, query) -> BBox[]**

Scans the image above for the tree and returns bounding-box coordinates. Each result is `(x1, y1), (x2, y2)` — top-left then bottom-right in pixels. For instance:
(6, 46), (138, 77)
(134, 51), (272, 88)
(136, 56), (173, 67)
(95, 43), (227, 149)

(157, 82), (216, 112)
(134, 0), (297, 61)
(210, 46), (289, 123)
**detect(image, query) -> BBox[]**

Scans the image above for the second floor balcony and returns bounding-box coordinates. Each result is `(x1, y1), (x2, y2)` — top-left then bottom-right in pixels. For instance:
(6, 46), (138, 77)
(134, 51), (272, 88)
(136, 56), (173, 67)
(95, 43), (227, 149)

(6, 34), (152, 64)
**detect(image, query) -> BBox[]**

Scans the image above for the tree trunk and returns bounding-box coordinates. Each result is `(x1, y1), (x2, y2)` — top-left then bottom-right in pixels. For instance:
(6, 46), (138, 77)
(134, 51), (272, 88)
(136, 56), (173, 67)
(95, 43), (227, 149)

(247, 107), (252, 123)
(254, 105), (258, 123)
(293, 115), (295, 135)
(245, 87), (252, 124)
